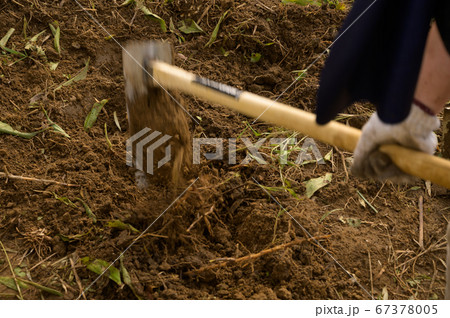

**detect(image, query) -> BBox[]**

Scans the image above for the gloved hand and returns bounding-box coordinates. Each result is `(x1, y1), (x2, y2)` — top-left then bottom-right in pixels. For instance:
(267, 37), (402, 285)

(351, 104), (440, 183)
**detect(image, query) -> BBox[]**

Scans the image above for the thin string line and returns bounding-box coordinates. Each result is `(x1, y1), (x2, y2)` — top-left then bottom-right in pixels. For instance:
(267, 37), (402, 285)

(252, 0), (380, 124)
(77, 177), (199, 299)
(252, 177), (375, 300)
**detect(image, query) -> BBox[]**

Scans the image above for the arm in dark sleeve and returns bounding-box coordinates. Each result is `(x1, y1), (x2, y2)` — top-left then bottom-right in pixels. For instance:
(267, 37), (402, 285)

(315, 0), (434, 125)
(435, 0), (450, 54)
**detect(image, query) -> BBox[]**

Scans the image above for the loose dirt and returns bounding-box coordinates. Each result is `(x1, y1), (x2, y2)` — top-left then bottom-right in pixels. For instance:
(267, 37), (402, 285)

(0, 0), (449, 300)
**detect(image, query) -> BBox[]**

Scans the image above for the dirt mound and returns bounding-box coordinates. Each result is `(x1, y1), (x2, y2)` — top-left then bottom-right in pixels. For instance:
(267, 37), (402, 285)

(0, 0), (449, 300)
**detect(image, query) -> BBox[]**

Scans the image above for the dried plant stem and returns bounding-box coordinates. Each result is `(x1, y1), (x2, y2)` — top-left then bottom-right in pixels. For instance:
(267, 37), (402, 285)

(0, 240), (23, 299)
(186, 235), (331, 275)
(396, 239), (446, 269)
(29, 253), (56, 271)
(368, 251), (374, 297)
(333, 146), (349, 182)
(419, 196), (424, 249)
(0, 172), (79, 187)
(70, 257), (86, 300)
(186, 205), (214, 233)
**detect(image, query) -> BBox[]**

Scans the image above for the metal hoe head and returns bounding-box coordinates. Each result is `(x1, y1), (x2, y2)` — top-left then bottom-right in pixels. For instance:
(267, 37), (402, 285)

(122, 41), (173, 101)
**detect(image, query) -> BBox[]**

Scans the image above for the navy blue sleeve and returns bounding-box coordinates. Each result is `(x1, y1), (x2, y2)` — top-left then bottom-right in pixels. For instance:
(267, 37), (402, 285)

(316, 0), (435, 125)
(435, 0), (450, 53)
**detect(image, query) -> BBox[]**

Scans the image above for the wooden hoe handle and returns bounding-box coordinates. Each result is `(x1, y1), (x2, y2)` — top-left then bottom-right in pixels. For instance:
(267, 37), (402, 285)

(151, 61), (450, 189)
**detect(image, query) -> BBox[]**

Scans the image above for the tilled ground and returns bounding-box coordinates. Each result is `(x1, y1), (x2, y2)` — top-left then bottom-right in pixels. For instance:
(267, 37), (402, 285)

(0, 0), (449, 300)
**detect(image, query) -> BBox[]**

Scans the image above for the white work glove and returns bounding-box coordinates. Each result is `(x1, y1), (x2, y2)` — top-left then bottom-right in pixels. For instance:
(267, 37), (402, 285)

(351, 104), (440, 183)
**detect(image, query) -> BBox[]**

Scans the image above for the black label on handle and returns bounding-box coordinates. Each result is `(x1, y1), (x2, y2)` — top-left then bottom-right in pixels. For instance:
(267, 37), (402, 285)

(194, 76), (242, 100)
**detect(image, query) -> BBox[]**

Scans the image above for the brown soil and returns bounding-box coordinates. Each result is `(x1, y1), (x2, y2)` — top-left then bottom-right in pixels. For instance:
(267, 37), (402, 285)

(0, 0), (449, 300)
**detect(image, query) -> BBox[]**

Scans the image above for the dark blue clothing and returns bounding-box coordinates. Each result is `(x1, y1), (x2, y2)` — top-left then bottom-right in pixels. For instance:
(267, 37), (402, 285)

(436, 0), (450, 53)
(316, 0), (447, 125)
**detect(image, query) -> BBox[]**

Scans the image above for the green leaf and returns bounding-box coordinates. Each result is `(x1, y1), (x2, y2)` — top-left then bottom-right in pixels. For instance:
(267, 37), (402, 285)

(205, 10), (229, 47)
(2, 46), (26, 57)
(178, 19), (204, 34)
(324, 149), (333, 162)
(49, 61), (59, 70)
(169, 17), (176, 32)
(51, 192), (77, 208)
(429, 293), (439, 300)
(54, 59), (89, 91)
(23, 17), (28, 39)
(25, 30), (46, 50)
(0, 276), (28, 291)
(319, 208), (342, 223)
(286, 188), (299, 199)
(50, 122), (69, 138)
(82, 258), (122, 286)
(120, 255), (142, 299)
(17, 278), (62, 296)
(42, 109), (70, 138)
(336, 3), (346, 10)
(107, 220), (140, 234)
(35, 45), (47, 61)
(84, 99), (108, 131)
(282, 0), (321, 6)
(220, 47), (230, 57)
(120, 256), (131, 286)
(119, 0), (135, 6)
(293, 69), (308, 81)
(0, 28), (26, 58)
(49, 22), (61, 55)
(250, 53), (261, 63)
(58, 232), (88, 242)
(0, 28), (15, 49)
(304, 173), (332, 198)
(356, 190), (378, 214)
(0, 121), (41, 139)
(347, 218), (361, 228)
(75, 198), (97, 223)
(13, 267), (26, 278)
(138, 3), (167, 32)
(244, 121), (262, 137)
(169, 18), (185, 43)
